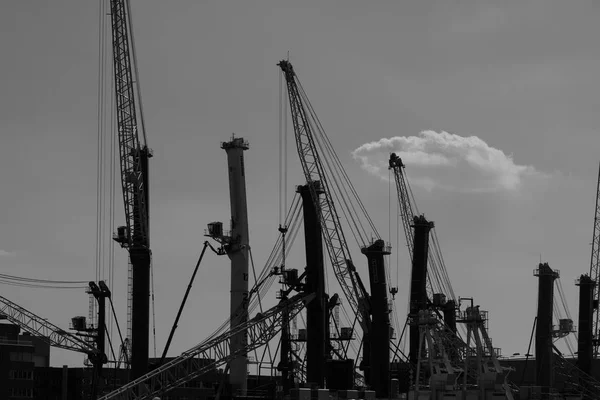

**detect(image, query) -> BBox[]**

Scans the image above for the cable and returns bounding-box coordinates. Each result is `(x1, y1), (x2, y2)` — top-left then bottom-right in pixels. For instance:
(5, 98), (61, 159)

(150, 256), (157, 358)
(0, 273), (89, 284)
(279, 72), (283, 226)
(0, 280), (87, 289)
(108, 297), (129, 366)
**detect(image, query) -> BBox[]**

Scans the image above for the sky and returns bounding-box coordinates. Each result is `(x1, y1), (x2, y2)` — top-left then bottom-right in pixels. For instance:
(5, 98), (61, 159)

(1, 0), (600, 368)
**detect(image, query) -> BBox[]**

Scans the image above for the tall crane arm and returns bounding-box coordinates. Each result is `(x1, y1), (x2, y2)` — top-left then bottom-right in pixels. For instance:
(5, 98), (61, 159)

(0, 295), (99, 357)
(589, 163), (600, 356)
(110, 0), (149, 249)
(389, 153), (455, 301)
(389, 155), (416, 260)
(278, 60), (369, 331)
(99, 292), (315, 400)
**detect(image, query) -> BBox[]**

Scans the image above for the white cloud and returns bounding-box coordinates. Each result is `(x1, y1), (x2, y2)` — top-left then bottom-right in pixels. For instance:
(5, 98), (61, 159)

(352, 131), (548, 193)
(0, 250), (15, 257)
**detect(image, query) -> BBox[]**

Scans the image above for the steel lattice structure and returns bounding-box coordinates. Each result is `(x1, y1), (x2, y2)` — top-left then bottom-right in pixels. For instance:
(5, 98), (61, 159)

(108, 0), (152, 375)
(109, 0), (149, 250)
(0, 295), (99, 357)
(389, 155), (416, 263)
(389, 153), (455, 301)
(98, 293), (314, 400)
(278, 60), (369, 332)
(590, 163), (600, 357)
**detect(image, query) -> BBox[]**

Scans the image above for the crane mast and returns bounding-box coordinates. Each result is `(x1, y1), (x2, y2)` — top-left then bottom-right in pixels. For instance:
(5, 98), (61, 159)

(278, 60), (369, 333)
(109, 0), (152, 380)
(589, 163), (600, 356)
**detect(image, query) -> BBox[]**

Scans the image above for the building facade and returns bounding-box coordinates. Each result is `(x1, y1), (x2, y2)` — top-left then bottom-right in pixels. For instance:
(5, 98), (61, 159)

(0, 321), (51, 399)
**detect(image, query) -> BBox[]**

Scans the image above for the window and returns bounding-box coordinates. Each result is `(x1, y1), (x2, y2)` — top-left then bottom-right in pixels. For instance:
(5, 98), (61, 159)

(9, 352), (32, 362)
(32, 355), (47, 367)
(9, 387), (33, 398)
(9, 370), (33, 380)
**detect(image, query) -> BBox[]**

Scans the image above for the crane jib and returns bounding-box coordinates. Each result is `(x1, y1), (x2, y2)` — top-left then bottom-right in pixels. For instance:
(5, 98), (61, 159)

(278, 60), (370, 333)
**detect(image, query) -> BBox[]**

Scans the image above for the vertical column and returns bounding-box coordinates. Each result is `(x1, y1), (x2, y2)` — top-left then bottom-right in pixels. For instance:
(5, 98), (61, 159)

(409, 216), (434, 368)
(130, 247), (150, 379)
(222, 137), (250, 394)
(277, 298), (293, 392)
(534, 263), (559, 396)
(443, 300), (458, 363)
(299, 183), (327, 388)
(577, 274), (595, 376)
(443, 300), (456, 333)
(61, 365), (68, 400)
(130, 147), (151, 380)
(361, 239), (391, 397)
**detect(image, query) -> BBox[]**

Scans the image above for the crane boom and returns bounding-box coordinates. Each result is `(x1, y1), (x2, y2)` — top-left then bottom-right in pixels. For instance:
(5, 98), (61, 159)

(389, 155), (416, 261)
(589, 163), (600, 356)
(0, 295), (99, 357)
(110, 0), (149, 248)
(389, 153), (455, 301)
(278, 60), (369, 331)
(98, 292), (315, 400)
(109, 0), (152, 378)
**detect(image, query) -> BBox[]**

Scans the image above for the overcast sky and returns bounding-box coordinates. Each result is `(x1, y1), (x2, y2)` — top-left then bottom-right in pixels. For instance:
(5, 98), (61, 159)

(1, 0), (599, 367)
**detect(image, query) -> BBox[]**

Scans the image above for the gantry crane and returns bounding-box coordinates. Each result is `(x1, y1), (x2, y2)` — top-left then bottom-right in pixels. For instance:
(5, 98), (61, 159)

(108, 0), (153, 380)
(98, 292), (315, 400)
(279, 60), (391, 395)
(589, 163), (600, 357)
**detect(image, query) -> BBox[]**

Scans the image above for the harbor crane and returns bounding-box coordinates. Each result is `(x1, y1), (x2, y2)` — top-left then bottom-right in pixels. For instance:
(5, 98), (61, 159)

(278, 59), (370, 334)
(389, 154), (456, 367)
(108, 0), (153, 380)
(279, 60), (391, 396)
(388, 153), (455, 307)
(589, 163), (600, 358)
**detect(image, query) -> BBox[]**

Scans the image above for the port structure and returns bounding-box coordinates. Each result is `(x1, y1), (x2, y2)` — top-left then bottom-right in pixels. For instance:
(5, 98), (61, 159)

(577, 274), (596, 376)
(278, 59), (371, 360)
(206, 136), (251, 395)
(408, 215), (434, 369)
(389, 154), (458, 373)
(412, 309), (462, 398)
(534, 263), (560, 396)
(0, 289), (109, 397)
(280, 59), (396, 394)
(298, 182), (328, 388)
(361, 238), (392, 397)
(98, 293), (315, 400)
(108, 0), (153, 381)
(587, 163), (600, 358)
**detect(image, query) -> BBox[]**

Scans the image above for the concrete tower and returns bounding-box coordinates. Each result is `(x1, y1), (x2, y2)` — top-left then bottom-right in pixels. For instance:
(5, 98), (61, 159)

(222, 136), (250, 394)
